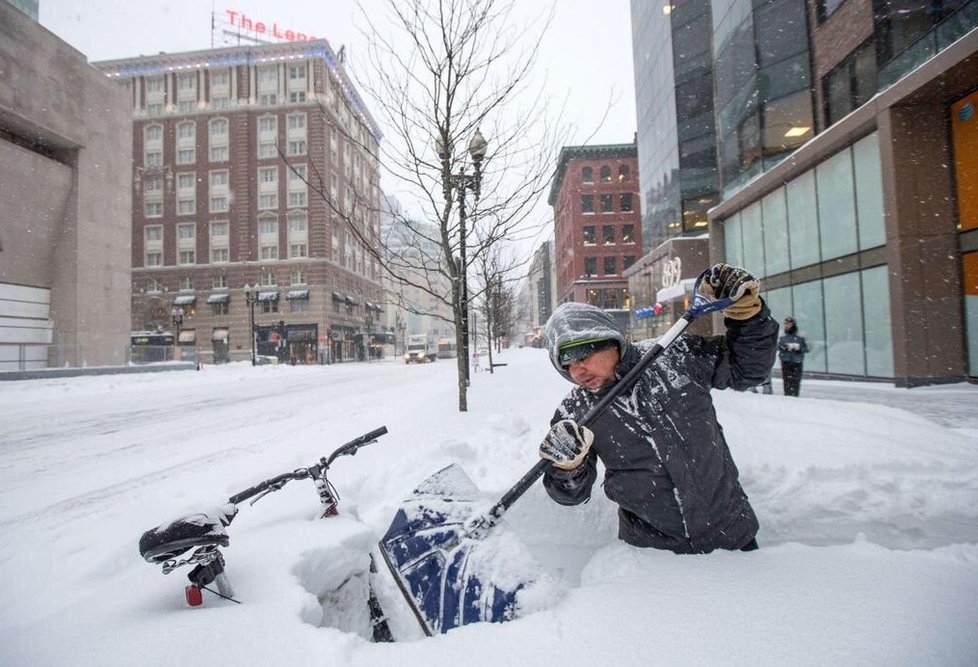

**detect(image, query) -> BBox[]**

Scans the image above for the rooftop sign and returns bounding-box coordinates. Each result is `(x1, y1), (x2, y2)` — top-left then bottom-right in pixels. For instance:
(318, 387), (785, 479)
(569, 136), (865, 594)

(225, 9), (317, 43)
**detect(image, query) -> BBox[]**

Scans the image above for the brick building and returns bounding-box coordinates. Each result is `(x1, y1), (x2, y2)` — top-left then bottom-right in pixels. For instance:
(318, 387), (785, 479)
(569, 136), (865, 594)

(95, 40), (384, 364)
(548, 143), (642, 321)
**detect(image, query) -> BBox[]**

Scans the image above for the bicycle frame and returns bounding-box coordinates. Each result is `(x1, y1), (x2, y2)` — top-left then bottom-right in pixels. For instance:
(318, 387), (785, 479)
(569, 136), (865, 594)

(139, 426), (389, 607)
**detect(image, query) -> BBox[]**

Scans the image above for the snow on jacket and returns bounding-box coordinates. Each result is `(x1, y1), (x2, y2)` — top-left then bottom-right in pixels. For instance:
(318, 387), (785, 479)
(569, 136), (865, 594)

(542, 301), (778, 553)
(778, 332), (809, 364)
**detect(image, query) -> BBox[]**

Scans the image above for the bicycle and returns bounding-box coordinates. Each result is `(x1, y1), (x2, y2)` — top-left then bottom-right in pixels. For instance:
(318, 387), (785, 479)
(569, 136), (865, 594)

(138, 426), (392, 641)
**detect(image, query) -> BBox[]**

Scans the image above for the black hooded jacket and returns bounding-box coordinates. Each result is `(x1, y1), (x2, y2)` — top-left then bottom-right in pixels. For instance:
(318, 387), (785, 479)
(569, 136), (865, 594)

(543, 301), (778, 553)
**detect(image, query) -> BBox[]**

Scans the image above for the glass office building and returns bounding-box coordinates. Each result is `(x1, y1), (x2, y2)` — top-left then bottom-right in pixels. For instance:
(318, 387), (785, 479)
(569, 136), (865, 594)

(710, 0), (977, 386)
(630, 0), (720, 250)
(630, 0), (977, 385)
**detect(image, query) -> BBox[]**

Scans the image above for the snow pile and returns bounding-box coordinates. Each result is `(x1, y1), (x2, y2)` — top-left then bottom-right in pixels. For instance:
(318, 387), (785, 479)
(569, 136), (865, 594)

(1, 349), (977, 666)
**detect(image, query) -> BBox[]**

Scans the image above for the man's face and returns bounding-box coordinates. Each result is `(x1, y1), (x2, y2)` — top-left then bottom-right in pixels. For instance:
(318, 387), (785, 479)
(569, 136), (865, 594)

(566, 346), (620, 390)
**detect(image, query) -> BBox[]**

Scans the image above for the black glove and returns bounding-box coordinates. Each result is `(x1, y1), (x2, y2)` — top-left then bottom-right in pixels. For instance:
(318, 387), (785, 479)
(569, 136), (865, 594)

(539, 419), (594, 471)
(702, 263), (761, 320)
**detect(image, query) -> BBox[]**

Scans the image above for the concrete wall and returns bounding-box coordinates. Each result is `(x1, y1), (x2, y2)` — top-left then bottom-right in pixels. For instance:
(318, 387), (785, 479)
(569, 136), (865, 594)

(0, 3), (132, 368)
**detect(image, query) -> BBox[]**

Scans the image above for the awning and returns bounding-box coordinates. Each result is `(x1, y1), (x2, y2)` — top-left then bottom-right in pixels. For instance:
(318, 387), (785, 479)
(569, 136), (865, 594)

(207, 293), (230, 304)
(331, 291), (344, 302)
(656, 278), (696, 303)
(287, 290), (309, 300)
(258, 291), (279, 302)
(212, 328), (229, 342)
(178, 330), (197, 343)
(173, 294), (197, 305)
(345, 294), (359, 305)
(365, 301), (376, 310)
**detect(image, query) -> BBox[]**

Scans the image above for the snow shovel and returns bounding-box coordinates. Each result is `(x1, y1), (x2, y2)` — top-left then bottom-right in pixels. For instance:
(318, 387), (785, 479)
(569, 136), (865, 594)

(379, 268), (738, 635)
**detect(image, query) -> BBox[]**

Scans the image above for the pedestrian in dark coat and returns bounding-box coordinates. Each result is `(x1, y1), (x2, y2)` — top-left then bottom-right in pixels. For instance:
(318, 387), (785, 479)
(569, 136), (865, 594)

(539, 264), (778, 554)
(778, 316), (809, 397)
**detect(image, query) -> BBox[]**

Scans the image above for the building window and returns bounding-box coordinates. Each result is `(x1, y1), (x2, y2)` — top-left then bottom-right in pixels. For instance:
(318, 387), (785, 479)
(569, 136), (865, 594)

(288, 212), (308, 259)
(146, 77), (164, 94)
(209, 170), (229, 213)
(581, 194), (594, 214)
(600, 166), (612, 182)
(176, 172), (196, 216)
(817, 0), (846, 21)
(212, 301), (230, 316)
(582, 225), (596, 245)
(290, 269), (306, 285)
(144, 201), (163, 217)
(618, 165), (630, 182)
(287, 139), (307, 156)
(209, 118), (229, 162)
(603, 225), (615, 245)
(290, 298), (309, 313)
(584, 257), (597, 276)
(176, 121), (196, 162)
(260, 271), (276, 287)
(144, 225), (163, 267)
(177, 223), (196, 266)
(600, 194), (613, 213)
(147, 278), (163, 292)
(288, 64), (306, 80)
(210, 229), (230, 262)
(259, 193), (278, 210)
(180, 277), (194, 290)
(582, 166), (593, 183)
(622, 224), (635, 244)
(824, 41), (877, 126)
(604, 256), (616, 275)
(620, 193), (633, 212)
(213, 275), (228, 289)
(623, 255), (636, 271)
(259, 215), (278, 259)
(258, 115), (278, 158)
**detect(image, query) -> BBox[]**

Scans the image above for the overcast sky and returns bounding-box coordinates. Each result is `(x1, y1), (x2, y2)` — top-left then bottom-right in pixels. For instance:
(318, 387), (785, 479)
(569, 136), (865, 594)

(39, 0), (638, 252)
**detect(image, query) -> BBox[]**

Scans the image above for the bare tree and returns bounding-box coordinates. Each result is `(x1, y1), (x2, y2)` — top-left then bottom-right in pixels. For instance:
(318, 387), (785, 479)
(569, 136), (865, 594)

(349, 0), (563, 411)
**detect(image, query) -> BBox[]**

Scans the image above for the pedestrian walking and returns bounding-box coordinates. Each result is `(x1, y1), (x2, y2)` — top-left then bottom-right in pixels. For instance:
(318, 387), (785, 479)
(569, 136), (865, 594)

(778, 316), (809, 397)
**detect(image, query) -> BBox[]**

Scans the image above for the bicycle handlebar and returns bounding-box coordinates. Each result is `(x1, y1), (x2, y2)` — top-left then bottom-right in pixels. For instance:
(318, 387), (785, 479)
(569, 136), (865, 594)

(226, 426), (388, 506)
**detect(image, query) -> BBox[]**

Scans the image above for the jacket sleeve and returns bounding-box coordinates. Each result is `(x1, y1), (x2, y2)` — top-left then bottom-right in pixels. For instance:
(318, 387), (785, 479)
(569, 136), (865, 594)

(542, 450), (597, 506)
(709, 299), (779, 390)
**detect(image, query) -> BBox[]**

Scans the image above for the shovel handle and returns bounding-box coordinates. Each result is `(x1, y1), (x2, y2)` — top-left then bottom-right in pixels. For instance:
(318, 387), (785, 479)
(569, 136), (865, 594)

(481, 269), (734, 529)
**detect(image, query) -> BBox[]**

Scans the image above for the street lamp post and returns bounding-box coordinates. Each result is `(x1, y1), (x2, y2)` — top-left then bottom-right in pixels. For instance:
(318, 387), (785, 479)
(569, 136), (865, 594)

(243, 284), (259, 366)
(170, 307), (184, 360)
(436, 129), (487, 386)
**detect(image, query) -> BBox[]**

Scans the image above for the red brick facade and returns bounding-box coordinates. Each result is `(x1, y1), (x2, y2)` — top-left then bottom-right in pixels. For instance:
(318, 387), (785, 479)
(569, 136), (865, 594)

(97, 41), (384, 363)
(549, 144), (642, 308)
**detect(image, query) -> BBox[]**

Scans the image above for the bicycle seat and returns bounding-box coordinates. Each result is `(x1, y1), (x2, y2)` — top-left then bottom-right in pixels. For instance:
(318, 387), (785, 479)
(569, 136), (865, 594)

(139, 512), (230, 563)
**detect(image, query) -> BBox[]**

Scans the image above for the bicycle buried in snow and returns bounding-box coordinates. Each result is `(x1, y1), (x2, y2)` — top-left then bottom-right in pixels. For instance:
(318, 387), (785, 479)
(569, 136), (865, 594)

(138, 426), (393, 642)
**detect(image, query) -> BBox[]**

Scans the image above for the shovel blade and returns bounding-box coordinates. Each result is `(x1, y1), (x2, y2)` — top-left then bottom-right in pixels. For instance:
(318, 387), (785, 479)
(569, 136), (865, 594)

(379, 463), (559, 635)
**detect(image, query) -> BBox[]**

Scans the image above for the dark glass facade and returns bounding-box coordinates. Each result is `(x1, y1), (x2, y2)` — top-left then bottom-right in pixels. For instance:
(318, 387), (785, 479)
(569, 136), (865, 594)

(630, 0), (719, 251)
(712, 0), (814, 196)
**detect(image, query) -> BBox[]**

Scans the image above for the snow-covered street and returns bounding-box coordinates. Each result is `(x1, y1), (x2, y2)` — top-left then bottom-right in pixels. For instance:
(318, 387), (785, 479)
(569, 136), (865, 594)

(1, 349), (977, 666)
